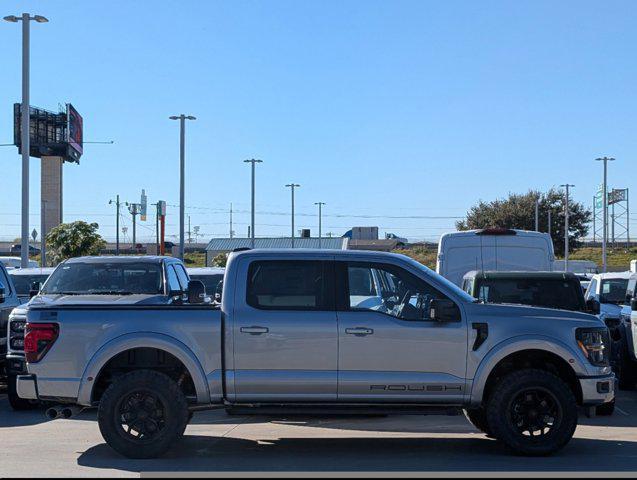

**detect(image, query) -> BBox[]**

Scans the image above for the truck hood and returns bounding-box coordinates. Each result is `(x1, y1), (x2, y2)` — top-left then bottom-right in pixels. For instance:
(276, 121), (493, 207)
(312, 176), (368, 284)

(468, 302), (604, 327)
(27, 293), (170, 306)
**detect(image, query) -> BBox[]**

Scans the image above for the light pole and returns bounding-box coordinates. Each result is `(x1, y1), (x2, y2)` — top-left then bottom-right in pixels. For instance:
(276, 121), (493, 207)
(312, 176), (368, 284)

(40, 199), (47, 267)
(4, 13), (49, 268)
(244, 159), (262, 248)
(285, 183), (300, 248)
(596, 157), (615, 272)
(169, 114), (196, 260)
(560, 184), (575, 272)
(109, 195), (121, 255)
(315, 202), (326, 248)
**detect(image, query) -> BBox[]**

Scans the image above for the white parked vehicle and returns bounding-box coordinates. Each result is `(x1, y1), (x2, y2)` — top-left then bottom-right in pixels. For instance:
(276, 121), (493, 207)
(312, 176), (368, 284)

(436, 229), (555, 287)
(585, 272), (633, 322)
(0, 257), (39, 269)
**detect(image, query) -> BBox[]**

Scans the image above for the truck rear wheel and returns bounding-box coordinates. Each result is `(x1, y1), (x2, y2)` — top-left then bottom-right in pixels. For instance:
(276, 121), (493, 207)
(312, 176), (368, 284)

(486, 369), (577, 456)
(97, 370), (189, 459)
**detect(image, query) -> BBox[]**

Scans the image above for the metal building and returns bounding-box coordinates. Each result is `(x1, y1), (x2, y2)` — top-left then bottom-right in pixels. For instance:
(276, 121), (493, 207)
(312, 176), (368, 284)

(205, 237), (349, 266)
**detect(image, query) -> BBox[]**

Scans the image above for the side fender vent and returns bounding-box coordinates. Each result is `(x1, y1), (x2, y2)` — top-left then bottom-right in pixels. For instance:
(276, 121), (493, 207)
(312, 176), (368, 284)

(472, 323), (489, 351)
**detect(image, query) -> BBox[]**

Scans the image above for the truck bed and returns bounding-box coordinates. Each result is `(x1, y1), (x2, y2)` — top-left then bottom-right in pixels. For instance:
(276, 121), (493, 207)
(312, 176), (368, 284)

(25, 304), (223, 406)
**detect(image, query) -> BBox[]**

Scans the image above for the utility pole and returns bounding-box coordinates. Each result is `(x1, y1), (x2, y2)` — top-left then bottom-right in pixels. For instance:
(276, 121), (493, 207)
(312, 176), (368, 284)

(596, 157), (615, 273)
(109, 195), (121, 255)
(547, 209), (551, 238)
(560, 184), (575, 272)
(187, 215), (192, 244)
(169, 114), (196, 260)
(535, 196), (540, 231)
(244, 159), (263, 248)
(315, 202), (326, 249)
(4, 13), (48, 267)
(285, 183), (300, 248)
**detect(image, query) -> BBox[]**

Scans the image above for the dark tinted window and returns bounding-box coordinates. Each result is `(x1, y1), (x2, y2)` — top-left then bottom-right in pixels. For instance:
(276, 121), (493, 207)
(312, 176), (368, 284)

(247, 261), (332, 310)
(9, 274), (49, 295)
(601, 279), (630, 304)
(190, 274), (224, 295)
(42, 262), (164, 295)
(476, 277), (585, 311)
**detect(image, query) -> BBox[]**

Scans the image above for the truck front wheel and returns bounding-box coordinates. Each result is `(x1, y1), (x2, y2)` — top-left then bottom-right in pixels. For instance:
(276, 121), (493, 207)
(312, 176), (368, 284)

(486, 369), (577, 456)
(97, 370), (189, 459)
(463, 408), (495, 438)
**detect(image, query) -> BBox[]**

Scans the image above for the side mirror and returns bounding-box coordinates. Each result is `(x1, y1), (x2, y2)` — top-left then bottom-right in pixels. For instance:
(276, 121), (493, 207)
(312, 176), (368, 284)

(632, 297), (637, 312)
(0, 282), (5, 304)
(187, 280), (205, 304)
(29, 281), (42, 298)
(428, 298), (459, 322)
(586, 298), (601, 315)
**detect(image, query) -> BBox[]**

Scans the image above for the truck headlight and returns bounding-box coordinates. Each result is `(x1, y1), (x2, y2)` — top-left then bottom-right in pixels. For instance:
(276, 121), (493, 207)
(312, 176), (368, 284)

(576, 328), (610, 367)
(10, 321), (26, 333)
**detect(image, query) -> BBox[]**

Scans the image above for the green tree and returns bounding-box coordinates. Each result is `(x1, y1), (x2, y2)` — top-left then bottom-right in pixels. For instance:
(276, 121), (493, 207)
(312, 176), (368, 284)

(46, 221), (106, 265)
(212, 253), (228, 267)
(456, 189), (591, 256)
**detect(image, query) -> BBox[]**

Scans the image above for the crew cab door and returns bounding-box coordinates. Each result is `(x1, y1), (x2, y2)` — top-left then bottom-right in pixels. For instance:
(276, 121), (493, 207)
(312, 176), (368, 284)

(231, 259), (338, 401)
(336, 261), (468, 402)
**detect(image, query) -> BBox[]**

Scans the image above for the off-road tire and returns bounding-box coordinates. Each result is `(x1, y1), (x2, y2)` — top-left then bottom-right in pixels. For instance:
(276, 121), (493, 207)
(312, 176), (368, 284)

(97, 370), (189, 459)
(464, 408), (495, 438)
(8, 374), (37, 411)
(486, 369), (577, 456)
(617, 338), (637, 391)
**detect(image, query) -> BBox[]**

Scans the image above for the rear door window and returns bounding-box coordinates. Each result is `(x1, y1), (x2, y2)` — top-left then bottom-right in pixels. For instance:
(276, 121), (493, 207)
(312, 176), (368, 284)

(246, 261), (333, 310)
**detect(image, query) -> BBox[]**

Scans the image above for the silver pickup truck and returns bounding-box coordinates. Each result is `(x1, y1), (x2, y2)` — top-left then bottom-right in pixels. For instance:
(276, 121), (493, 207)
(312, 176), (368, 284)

(16, 250), (614, 458)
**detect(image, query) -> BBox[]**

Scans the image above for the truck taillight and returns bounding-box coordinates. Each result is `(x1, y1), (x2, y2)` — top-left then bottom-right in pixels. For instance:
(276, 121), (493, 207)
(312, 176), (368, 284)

(24, 323), (59, 363)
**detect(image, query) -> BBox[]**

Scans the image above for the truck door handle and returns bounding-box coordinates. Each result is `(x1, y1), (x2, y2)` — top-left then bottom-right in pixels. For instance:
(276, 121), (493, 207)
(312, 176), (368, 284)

(240, 326), (269, 335)
(345, 327), (374, 336)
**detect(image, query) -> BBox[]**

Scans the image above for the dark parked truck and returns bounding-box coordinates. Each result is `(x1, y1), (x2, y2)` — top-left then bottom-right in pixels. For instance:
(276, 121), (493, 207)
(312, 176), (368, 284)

(16, 250), (614, 458)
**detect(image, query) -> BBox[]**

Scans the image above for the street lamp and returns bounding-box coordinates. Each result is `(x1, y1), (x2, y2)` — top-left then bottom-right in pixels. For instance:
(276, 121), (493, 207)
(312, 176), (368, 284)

(560, 184), (575, 272)
(169, 114), (196, 260)
(595, 157), (615, 273)
(4, 13), (49, 268)
(244, 159), (263, 248)
(314, 202), (326, 248)
(285, 183), (300, 248)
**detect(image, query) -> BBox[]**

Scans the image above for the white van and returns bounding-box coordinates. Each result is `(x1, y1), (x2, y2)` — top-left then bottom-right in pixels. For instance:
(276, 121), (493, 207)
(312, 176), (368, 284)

(553, 259), (598, 274)
(436, 229), (555, 286)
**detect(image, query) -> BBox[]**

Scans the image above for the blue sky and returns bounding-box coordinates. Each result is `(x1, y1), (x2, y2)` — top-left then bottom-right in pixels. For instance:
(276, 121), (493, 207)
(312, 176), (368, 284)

(1, 0), (636, 243)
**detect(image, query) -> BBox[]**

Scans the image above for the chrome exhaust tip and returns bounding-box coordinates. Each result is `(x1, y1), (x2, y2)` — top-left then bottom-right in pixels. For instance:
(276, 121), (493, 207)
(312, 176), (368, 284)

(45, 407), (61, 420)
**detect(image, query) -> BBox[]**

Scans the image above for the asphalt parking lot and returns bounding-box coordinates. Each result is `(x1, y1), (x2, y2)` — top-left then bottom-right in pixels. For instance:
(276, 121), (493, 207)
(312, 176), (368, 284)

(1, 390), (637, 477)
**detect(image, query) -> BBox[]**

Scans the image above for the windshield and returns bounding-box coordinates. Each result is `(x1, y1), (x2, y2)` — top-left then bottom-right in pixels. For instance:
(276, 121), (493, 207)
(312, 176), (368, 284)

(42, 262), (164, 295)
(476, 277), (585, 312)
(9, 274), (50, 296)
(600, 278), (629, 304)
(189, 274), (223, 296)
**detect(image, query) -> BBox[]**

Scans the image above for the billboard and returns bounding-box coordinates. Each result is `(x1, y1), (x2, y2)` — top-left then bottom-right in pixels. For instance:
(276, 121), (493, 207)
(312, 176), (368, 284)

(608, 188), (627, 205)
(140, 189), (147, 221)
(13, 103), (83, 164)
(66, 104), (83, 162)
